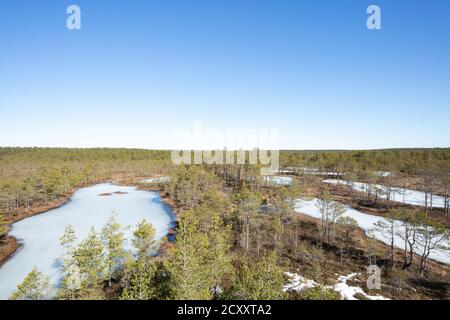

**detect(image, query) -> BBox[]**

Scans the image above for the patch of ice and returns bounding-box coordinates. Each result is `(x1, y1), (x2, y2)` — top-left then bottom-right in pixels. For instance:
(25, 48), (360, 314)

(323, 179), (446, 208)
(0, 183), (176, 300)
(294, 198), (450, 265)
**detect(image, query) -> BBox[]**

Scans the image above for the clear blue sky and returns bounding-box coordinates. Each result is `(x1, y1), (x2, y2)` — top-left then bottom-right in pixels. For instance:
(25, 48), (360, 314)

(0, 0), (449, 149)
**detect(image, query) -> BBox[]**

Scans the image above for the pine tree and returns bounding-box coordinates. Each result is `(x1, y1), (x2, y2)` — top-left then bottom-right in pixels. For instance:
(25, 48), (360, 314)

(120, 258), (157, 300)
(316, 187), (332, 245)
(10, 267), (53, 300)
(73, 227), (106, 299)
(231, 251), (285, 300)
(120, 220), (157, 300)
(150, 261), (175, 299)
(337, 216), (359, 264)
(417, 220), (449, 275)
(132, 219), (156, 259)
(270, 186), (295, 244)
(101, 214), (128, 286)
(235, 188), (262, 254)
(196, 204), (233, 297)
(297, 286), (340, 300)
(397, 210), (424, 269)
(60, 224), (77, 253)
(165, 209), (212, 299)
(59, 225), (80, 300)
(373, 210), (399, 269)
(328, 201), (345, 243)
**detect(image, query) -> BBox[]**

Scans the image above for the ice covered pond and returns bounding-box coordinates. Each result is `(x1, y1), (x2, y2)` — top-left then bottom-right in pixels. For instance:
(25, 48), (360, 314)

(323, 179), (447, 208)
(295, 199), (450, 265)
(0, 183), (176, 300)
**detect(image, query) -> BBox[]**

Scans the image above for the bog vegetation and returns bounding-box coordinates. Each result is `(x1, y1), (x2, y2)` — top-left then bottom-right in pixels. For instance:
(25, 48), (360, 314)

(0, 147), (449, 300)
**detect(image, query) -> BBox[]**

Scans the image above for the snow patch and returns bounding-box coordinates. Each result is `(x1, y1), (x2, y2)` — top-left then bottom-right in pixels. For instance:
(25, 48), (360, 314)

(140, 176), (170, 184)
(374, 171), (393, 177)
(283, 272), (318, 292)
(323, 179), (446, 208)
(284, 272), (390, 300)
(264, 176), (293, 186)
(294, 198), (450, 265)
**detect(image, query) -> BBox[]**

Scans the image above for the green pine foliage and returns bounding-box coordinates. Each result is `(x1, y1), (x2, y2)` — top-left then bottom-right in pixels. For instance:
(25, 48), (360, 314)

(2, 147), (449, 301)
(296, 286), (340, 300)
(229, 251), (286, 300)
(9, 267), (53, 300)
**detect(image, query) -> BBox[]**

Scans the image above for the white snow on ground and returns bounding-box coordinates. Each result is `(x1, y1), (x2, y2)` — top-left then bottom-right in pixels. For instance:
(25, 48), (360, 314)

(265, 176), (293, 186)
(140, 176), (170, 184)
(284, 272), (390, 300)
(279, 167), (297, 174)
(294, 199), (450, 265)
(333, 273), (389, 300)
(333, 273), (365, 300)
(297, 168), (344, 176)
(283, 272), (318, 292)
(323, 179), (446, 208)
(277, 167), (345, 177)
(374, 171), (393, 177)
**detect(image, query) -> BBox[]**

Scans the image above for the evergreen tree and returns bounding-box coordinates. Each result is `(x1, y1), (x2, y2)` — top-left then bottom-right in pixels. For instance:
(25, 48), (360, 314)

(101, 214), (128, 286)
(132, 219), (156, 259)
(417, 220), (449, 275)
(150, 261), (175, 299)
(165, 209), (212, 299)
(231, 251), (285, 300)
(120, 220), (158, 300)
(73, 227), (106, 299)
(235, 188), (262, 254)
(10, 267), (53, 300)
(316, 187), (332, 245)
(120, 258), (157, 300)
(337, 217), (359, 264)
(196, 204), (233, 297)
(59, 225), (80, 300)
(297, 286), (340, 300)
(328, 201), (345, 243)
(373, 210), (399, 269)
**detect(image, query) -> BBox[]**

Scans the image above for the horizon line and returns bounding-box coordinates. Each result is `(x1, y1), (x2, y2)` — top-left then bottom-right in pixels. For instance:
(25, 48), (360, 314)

(1, 146), (449, 152)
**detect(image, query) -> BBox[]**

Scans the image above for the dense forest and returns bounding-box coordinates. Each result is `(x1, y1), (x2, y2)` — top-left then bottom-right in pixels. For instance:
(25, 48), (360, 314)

(1, 147), (449, 300)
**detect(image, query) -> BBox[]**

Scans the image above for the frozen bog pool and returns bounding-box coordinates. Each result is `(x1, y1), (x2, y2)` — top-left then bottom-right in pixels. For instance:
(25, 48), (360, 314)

(0, 183), (175, 300)
(295, 199), (450, 265)
(323, 179), (447, 208)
